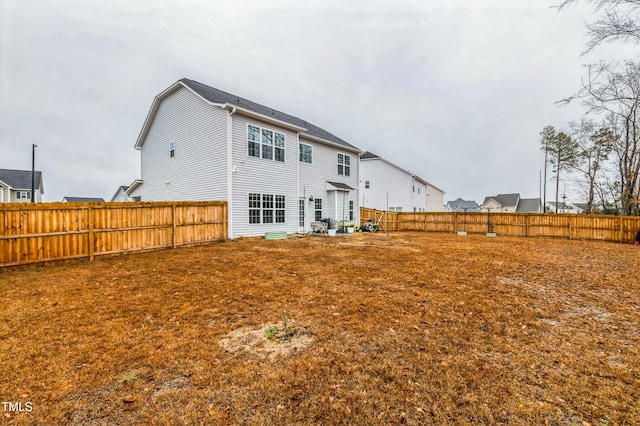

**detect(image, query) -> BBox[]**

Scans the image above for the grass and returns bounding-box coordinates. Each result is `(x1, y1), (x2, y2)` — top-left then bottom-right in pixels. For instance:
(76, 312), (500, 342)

(1, 232), (639, 425)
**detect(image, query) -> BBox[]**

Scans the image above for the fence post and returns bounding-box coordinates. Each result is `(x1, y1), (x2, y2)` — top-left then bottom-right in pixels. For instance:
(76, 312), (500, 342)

(88, 205), (94, 261)
(172, 203), (177, 249)
(568, 216), (572, 240)
(619, 217), (623, 243)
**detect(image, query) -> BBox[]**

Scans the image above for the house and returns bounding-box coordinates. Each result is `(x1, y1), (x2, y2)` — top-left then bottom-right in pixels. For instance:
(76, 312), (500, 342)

(110, 185), (133, 202)
(0, 168), (44, 203)
(359, 151), (445, 212)
(481, 193), (542, 213)
(545, 201), (582, 214)
(516, 198), (542, 213)
(480, 193), (520, 212)
(128, 78), (362, 238)
(62, 197), (105, 203)
(446, 198), (480, 212)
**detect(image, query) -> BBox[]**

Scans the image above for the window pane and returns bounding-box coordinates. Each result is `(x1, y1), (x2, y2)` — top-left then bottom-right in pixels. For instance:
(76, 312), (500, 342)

(275, 132), (285, 147)
(338, 153), (344, 164)
(275, 195), (286, 209)
(263, 194), (274, 209)
(263, 210), (274, 223)
(248, 125), (260, 141)
(344, 155), (350, 165)
(275, 147), (285, 162)
(249, 210), (261, 223)
(248, 141), (259, 157)
(262, 129), (273, 145)
(262, 145), (273, 160)
(345, 165), (350, 176)
(276, 210), (285, 223)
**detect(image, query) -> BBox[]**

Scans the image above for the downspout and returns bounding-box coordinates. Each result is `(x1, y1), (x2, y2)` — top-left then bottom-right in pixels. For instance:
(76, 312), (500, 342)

(227, 107), (236, 239)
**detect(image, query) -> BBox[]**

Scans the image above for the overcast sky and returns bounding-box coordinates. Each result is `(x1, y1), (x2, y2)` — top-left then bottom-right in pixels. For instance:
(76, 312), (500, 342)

(0, 0), (626, 203)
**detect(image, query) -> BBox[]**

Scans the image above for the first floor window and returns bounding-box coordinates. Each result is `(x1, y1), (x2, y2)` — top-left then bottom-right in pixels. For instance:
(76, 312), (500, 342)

(17, 191), (30, 199)
(249, 193), (261, 223)
(248, 193), (286, 224)
(365, 180), (370, 189)
(262, 194), (274, 223)
(349, 200), (354, 221)
(314, 198), (322, 221)
(275, 195), (286, 223)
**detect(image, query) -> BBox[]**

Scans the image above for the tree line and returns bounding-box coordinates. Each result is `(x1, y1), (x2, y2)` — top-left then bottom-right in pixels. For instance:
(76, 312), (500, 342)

(541, 1), (640, 215)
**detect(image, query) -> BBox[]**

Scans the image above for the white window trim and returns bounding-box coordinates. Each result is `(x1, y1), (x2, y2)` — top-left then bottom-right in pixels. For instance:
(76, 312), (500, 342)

(338, 152), (351, 176)
(248, 192), (286, 224)
(299, 143), (313, 163)
(247, 123), (286, 163)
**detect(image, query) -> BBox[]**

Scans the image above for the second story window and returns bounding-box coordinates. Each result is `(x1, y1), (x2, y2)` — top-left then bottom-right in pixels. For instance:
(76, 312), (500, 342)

(299, 143), (312, 163)
(248, 125), (285, 162)
(338, 153), (350, 176)
(169, 141), (175, 158)
(365, 180), (370, 189)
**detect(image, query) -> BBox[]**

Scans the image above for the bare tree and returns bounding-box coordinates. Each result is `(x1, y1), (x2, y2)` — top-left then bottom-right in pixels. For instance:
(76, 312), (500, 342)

(558, 0), (640, 53)
(561, 61), (640, 214)
(568, 119), (616, 213)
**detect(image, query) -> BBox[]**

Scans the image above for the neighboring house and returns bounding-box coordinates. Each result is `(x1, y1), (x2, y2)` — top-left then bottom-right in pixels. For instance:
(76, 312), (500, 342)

(481, 193), (542, 213)
(481, 193), (520, 212)
(0, 168), (44, 203)
(62, 197), (105, 203)
(545, 201), (582, 214)
(111, 185), (133, 202)
(360, 151), (445, 212)
(446, 198), (480, 212)
(516, 198), (542, 213)
(129, 78), (362, 238)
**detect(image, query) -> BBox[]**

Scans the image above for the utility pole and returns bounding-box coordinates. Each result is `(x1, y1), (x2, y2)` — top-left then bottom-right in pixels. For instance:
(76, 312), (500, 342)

(31, 144), (38, 203)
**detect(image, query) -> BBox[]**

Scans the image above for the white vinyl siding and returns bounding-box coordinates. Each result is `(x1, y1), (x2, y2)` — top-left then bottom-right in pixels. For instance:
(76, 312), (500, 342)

(299, 137), (359, 229)
(231, 115), (298, 237)
(360, 158), (428, 212)
(131, 86), (228, 202)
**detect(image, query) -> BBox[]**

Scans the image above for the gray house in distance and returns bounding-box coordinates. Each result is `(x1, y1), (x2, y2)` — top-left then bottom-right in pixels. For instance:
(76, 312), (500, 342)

(0, 169), (44, 203)
(446, 198), (480, 212)
(481, 193), (542, 213)
(128, 78), (362, 238)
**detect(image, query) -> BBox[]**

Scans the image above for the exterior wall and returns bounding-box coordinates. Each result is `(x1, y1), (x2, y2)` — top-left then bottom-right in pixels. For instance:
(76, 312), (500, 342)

(230, 113), (300, 237)
(481, 200), (515, 212)
(360, 159), (413, 212)
(425, 184), (445, 211)
(130, 86), (228, 202)
(298, 137), (359, 229)
(6, 188), (42, 203)
(0, 185), (5, 203)
(111, 189), (132, 202)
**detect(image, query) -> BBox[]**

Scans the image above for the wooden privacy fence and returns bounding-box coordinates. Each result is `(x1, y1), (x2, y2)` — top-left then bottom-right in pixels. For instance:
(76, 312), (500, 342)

(360, 207), (640, 243)
(0, 201), (227, 267)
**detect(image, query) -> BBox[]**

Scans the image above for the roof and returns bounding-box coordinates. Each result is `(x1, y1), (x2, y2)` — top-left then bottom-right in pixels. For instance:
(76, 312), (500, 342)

(360, 151), (379, 160)
(447, 198), (480, 212)
(360, 151), (446, 192)
(175, 78), (360, 152)
(0, 169), (43, 190)
(326, 181), (355, 191)
(482, 193), (520, 207)
(516, 198), (542, 213)
(62, 197), (105, 203)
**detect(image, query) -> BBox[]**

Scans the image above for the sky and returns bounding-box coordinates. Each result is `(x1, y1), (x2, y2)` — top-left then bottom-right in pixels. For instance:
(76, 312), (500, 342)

(0, 0), (628, 204)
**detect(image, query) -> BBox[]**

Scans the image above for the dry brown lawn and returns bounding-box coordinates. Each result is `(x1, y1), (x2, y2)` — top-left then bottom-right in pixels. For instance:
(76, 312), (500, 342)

(1, 232), (639, 425)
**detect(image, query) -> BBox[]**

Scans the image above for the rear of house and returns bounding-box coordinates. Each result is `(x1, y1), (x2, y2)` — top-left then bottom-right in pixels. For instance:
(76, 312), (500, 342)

(129, 79), (361, 238)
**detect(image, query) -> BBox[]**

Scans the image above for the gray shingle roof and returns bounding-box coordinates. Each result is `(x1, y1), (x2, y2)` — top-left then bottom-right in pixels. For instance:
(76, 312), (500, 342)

(0, 169), (42, 190)
(483, 193), (520, 207)
(180, 78), (360, 152)
(63, 197), (105, 203)
(447, 198), (480, 212)
(516, 198), (542, 213)
(360, 151), (379, 160)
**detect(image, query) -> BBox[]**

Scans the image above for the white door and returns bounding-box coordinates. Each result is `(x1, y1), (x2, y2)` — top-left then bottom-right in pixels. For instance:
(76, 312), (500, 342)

(298, 197), (306, 232)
